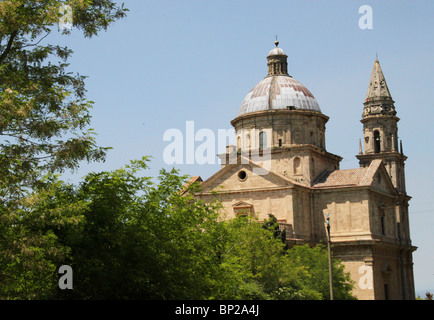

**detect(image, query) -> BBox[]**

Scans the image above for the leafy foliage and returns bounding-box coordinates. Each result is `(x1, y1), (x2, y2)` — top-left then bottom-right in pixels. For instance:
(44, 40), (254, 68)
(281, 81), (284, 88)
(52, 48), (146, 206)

(286, 244), (356, 300)
(0, 0), (128, 199)
(214, 216), (354, 300)
(0, 175), (86, 299)
(0, 0), (127, 299)
(64, 158), (224, 300)
(1, 157), (355, 300)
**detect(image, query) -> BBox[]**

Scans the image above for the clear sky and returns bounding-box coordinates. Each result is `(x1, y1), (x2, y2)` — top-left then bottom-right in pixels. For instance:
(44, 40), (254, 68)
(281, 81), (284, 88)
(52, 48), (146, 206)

(54, 0), (434, 293)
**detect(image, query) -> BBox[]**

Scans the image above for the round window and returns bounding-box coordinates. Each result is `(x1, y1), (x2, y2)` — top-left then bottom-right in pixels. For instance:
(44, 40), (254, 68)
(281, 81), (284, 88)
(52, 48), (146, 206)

(238, 170), (247, 181)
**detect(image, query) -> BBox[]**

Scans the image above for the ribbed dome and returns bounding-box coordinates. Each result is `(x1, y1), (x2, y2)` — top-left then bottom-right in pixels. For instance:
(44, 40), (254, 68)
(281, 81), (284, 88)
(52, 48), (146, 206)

(238, 75), (321, 115)
(238, 43), (321, 116)
(268, 47), (286, 56)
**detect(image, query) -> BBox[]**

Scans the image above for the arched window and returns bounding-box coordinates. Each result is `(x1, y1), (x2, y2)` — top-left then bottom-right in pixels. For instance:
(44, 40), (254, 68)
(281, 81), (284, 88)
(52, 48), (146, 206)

(293, 157), (301, 175)
(374, 130), (381, 153)
(246, 134), (251, 149)
(237, 136), (241, 151)
(259, 131), (266, 150)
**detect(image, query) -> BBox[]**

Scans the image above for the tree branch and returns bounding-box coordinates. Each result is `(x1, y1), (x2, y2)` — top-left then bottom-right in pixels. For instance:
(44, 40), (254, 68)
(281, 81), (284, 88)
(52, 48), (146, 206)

(0, 30), (18, 65)
(0, 133), (44, 147)
(19, 31), (51, 49)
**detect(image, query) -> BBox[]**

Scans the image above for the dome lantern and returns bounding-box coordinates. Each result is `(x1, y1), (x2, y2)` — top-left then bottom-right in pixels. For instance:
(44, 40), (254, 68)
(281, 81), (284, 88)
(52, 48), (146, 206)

(266, 41), (288, 76)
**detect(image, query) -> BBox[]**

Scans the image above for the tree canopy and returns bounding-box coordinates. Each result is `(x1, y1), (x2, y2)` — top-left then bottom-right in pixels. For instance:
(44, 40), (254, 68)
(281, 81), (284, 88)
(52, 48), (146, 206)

(0, 0), (127, 200)
(0, 0), (127, 299)
(0, 157), (355, 300)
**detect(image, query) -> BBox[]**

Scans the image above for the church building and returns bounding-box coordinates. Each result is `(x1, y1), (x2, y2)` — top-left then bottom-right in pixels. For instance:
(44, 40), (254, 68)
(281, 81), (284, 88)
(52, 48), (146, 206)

(194, 42), (416, 300)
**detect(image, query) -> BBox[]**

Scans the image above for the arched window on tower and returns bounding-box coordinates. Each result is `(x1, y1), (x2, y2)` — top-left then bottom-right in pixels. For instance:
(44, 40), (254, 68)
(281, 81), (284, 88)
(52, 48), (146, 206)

(259, 131), (266, 150)
(374, 130), (381, 153)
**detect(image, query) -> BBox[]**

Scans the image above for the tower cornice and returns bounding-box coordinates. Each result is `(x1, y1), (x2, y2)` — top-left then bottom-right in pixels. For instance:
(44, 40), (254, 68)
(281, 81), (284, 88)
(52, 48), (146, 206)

(356, 151), (407, 162)
(360, 114), (400, 123)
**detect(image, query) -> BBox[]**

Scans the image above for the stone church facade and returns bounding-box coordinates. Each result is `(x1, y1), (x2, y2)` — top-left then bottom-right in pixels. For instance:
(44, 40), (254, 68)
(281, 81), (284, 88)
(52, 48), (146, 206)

(194, 42), (416, 300)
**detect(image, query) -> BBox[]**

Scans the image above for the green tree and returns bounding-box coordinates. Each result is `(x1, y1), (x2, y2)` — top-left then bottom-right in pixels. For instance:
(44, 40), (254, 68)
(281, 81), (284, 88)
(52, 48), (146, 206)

(215, 215), (294, 299)
(216, 215), (355, 300)
(1, 157), (224, 299)
(61, 158), (225, 300)
(0, 156), (356, 300)
(0, 0), (127, 198)
(0, 0), (127, 299)
(0, 175), (86, 299)
(262, 214), (286, 243)
(286, 244), (356, 300)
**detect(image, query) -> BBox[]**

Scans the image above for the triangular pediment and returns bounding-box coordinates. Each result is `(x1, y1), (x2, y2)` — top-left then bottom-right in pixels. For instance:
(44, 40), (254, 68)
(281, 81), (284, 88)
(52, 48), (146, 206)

(368, 160), (397, 196)
(382, 262), (392, 274)
(232, 201), (253, 208)
(198, 155), (300, 194)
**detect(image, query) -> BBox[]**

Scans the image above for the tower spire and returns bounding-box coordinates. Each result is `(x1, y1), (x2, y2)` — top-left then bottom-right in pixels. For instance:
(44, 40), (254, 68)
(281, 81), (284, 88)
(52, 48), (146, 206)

(363, 58), (396, 118)
(365, 58), (393, 103)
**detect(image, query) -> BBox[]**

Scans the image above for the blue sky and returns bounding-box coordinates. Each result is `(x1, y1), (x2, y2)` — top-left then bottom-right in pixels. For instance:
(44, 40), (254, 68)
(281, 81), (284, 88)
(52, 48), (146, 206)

(54, 0), (433, 293)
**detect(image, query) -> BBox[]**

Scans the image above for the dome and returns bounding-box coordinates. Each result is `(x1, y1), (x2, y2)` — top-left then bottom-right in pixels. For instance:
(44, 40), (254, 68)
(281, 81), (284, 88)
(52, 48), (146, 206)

(238, 43), (321, 116)
(268, 47), (286, 56)
(238, 75), (321, 116)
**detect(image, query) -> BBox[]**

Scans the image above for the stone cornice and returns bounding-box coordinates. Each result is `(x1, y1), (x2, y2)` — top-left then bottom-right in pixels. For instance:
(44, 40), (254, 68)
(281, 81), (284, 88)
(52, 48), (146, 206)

(231, 109), (329, 127)
(356, 151), (407, 162)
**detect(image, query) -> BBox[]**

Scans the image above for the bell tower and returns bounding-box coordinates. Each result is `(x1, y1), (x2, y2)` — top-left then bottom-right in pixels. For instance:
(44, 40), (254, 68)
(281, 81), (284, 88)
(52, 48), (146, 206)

(356, 58), (407, 194)
(356, 58), (415, 300)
